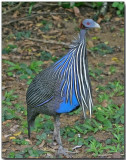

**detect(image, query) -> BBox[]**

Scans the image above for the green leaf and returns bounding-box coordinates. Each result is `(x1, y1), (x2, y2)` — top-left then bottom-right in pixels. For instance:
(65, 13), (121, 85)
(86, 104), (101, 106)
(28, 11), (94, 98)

(15, 154), (23, 158)
(119, 3), (124, 10)
(112, 2), (119, 7)
(7, 72), (13, 76)
(96, 114), (105, 122)
(103, 119), (112, 128)
(117, 10), (121, 15)
(20, 74), (28, 80)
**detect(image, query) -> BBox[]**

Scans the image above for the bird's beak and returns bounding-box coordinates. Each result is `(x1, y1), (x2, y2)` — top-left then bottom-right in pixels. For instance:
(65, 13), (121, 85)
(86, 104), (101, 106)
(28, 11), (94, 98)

(94, 22), (100, 28)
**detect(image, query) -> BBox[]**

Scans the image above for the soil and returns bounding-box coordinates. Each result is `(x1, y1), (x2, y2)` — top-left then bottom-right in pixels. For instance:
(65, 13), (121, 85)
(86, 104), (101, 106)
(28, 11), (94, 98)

(2, 2), (124, 159)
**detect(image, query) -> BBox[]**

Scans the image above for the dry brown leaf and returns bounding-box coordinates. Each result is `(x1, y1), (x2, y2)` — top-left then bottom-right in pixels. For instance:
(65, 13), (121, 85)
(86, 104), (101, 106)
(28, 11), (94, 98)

(42, 35), (57, 39)
(101, 100), (108, 107)
(114, 17), (121, 22)
(112, 152), (121, 158)
(2, 149), (7, 153)
(66, 8), (73, 12)
(2, 120), (12, 125)
(73, 6), (81, 17)
(2, 55), (10, 60)
(97, 17), (103, 24)
(13, 10), (19, 18)
(52, 15), (61, 21)
(87, 40), (94, 48)
(39, 140), (45, 148)
(2, 136), (9, 142)
(25, 139), (32, 145)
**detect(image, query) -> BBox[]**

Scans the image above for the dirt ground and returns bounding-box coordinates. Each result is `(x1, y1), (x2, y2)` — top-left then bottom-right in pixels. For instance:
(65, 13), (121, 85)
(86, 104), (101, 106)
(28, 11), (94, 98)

(2, 2), (124, 158)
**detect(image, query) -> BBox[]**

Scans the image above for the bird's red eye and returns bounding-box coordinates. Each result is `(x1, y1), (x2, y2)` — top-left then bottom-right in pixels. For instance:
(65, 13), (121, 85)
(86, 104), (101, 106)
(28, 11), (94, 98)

(87, 22), (90, 25)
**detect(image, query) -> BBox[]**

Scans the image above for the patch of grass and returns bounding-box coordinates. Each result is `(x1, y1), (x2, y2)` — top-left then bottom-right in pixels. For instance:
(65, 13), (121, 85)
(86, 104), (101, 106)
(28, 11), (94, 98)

(12, 138), (29, 145)
(3, 60), (43, 84)
(8, 147), (47, 158)
(90, 43), (114, 55)
(40, 20), (53, 32)
(109, 66), (116, 74)
(2, 44), (17, 54)
(2, 90), (25, 122)
(15, 31), (31, 40)
(86, 139), (104, 157)
(40, 51), (52, 61)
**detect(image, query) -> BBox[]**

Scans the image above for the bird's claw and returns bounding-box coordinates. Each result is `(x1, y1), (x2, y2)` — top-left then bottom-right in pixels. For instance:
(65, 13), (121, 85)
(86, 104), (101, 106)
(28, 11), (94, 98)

(56, 146), (73, 158)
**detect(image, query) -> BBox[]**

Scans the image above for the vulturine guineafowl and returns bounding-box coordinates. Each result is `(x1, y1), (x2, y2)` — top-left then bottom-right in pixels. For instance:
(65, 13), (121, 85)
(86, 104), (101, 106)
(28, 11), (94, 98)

(26, 19), (100, 156)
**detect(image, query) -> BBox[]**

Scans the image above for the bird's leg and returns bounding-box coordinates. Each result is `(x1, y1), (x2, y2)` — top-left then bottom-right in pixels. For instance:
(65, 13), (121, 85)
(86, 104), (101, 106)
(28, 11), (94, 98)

(53, 115), (69, 157)
(53, 115), (62, 145)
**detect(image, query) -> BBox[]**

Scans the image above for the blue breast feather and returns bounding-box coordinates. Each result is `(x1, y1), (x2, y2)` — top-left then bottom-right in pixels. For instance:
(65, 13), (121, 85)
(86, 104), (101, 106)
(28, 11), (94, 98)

(54, 49), (80, 113)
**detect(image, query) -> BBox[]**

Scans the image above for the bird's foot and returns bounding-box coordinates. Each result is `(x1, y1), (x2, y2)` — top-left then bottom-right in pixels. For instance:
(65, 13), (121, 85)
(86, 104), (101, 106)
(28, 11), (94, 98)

(56, 146), (73, 158)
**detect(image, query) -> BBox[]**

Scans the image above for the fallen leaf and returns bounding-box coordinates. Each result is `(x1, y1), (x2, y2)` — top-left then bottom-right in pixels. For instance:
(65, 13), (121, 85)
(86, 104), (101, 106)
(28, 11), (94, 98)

(36, 23), (43, 27)
(102, 100), (108, 107)
(13, 131), (21, 136)
(39, 140), (45, 148)
(10, 125), (19, 132)
(97, 17), (103, 24)
(87, 40), (94, 48)
(2, 149), (7, 152)
(104, 41), (109, 45)
(9, 136), (16, 140)
(114, 17), (121, 22)
(2, 120), (12, 125)
(13, 10), (19, 18)
(2, 136), (9, 142)
(52, 15), (61, 21)
(25, 139), (32, 145)
(66, 8), (73, 12)
(73, 6), (81, 17)
(112, 152), (121, 158)
(4, 134), (11, 138)
(112, 57), (119, 62)
(2, 55), (10, 60)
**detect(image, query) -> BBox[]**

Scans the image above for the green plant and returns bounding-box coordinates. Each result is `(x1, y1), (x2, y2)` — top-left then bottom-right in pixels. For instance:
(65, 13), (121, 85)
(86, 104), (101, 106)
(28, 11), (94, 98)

(91, 43), (114, 55)
(109, 66), (116, 74)
(8, 147), (46, 158)
(120, 28), (124, 36)
(2, 90), (18, 106)
(59, 2), (84, 8)
(92, 2), (103, 8)
(40, 20), (53, 32)
(97, 93), (109, 103)
(40, 51), (52, 61)
(15, 31), (31, 40)
(12, 138), (29, 145)
(28, 2), (36, 15)
(2, 44), (17, 54)
(86, 139), (104, 157)
(112, 2), (124, 16)
(4, 60), (43, 84)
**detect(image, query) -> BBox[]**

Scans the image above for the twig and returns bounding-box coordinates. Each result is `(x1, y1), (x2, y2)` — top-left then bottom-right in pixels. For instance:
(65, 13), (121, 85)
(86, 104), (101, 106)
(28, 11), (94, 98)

(72, 145), (83, 150)
(26, 37), (93, 54)
(2, 2), (22, 15)
(27, 38), (70, 47)
(2, 12), (66, 26)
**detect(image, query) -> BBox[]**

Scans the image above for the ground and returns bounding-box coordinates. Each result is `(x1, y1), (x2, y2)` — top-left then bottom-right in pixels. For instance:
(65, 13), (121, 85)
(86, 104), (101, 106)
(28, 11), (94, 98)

(2, 2), (124, 159)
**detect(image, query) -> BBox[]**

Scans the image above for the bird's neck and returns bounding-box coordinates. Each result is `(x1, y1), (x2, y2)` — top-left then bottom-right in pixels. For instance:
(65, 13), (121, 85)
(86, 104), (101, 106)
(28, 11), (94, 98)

(79, 29), (86, 42)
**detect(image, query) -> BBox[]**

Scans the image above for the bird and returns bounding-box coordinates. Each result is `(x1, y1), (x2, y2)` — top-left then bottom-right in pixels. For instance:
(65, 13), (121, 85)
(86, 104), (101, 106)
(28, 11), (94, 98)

(26, 19), (100, 157)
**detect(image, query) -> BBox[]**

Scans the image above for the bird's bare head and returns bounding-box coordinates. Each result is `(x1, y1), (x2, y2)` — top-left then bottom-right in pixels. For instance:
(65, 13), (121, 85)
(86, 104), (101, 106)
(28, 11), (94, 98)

(80, 19), (100, 29)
